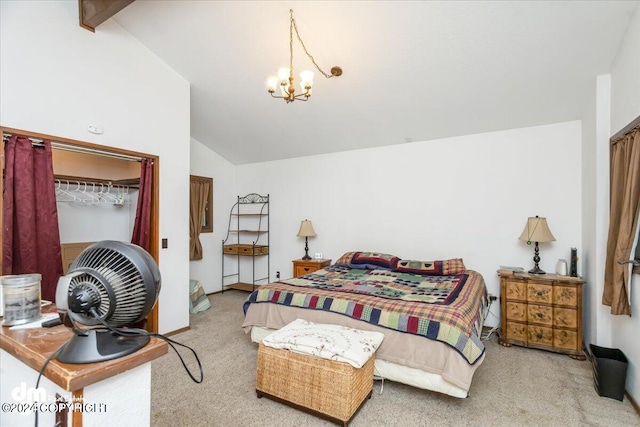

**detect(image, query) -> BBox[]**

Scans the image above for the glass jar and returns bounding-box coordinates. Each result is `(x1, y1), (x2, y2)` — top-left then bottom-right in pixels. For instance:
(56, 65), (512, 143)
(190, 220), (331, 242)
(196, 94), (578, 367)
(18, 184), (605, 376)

(1, 274), (42, 326)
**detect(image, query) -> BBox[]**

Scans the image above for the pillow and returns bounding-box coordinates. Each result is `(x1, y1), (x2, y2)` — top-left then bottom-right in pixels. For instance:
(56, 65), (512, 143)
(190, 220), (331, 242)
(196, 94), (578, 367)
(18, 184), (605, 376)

(350, 251), (400, 270)
(334, 251), (358, 266)
(394, 258), (466, 275)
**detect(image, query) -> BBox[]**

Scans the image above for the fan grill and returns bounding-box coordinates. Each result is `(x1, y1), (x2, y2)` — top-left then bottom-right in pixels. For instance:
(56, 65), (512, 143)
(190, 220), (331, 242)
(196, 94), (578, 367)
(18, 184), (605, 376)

(71, 245), (149, 326)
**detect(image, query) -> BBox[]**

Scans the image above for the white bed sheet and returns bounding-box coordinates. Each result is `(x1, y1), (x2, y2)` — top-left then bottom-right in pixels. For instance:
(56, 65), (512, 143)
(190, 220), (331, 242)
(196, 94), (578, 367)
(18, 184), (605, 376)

(250, 326), (470, 398)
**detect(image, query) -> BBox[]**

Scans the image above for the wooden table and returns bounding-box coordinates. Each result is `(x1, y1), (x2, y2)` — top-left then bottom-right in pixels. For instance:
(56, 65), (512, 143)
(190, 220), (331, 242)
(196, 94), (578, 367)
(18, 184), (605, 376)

(0, 306), (167, 426)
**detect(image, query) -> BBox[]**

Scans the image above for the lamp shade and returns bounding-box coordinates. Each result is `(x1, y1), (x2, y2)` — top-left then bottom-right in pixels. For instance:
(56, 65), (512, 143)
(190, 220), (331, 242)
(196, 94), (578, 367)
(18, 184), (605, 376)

(518, 216), (555, 243)
(297, 220), (317, 238)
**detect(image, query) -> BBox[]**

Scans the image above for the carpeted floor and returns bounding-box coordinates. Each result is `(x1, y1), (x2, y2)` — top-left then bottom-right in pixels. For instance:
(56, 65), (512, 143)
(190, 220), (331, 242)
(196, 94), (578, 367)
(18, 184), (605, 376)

(150, 291), (639, 427)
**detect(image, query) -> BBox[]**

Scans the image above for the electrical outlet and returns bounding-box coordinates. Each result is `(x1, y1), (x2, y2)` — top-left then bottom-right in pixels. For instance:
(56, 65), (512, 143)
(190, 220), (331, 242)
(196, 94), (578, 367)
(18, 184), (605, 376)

(276, 271), (280, 279)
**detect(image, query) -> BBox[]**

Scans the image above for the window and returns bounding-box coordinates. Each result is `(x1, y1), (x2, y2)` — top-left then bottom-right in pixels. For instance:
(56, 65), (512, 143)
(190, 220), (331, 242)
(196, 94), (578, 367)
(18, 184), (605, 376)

(604, 119), (639, 313)
(190, 175), (213, 233)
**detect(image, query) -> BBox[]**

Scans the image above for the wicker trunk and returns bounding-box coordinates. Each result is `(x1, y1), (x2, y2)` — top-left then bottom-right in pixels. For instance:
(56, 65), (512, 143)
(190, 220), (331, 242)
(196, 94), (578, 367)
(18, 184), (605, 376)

(256, 342), (374, 426)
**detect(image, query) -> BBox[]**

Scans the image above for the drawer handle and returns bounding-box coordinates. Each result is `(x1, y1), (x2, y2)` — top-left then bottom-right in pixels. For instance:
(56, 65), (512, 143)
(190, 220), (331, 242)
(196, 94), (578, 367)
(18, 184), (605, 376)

(537, 333), (543, 339)
(303, 268), (311, 272)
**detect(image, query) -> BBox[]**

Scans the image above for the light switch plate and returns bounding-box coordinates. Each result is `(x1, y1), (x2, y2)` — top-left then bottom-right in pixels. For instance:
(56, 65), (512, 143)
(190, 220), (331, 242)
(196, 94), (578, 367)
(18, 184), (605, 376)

(314, 253), (323, 259)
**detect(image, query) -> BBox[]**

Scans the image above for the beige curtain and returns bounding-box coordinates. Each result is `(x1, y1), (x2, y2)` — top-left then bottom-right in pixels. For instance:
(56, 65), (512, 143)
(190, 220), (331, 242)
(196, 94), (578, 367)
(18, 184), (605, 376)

(189, 180), (210, 260)
(603, 127), (640, 315)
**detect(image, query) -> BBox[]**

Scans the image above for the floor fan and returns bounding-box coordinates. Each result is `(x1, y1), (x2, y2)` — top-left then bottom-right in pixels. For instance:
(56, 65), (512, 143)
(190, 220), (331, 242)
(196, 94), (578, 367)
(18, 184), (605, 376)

(55, 240), (161, 364)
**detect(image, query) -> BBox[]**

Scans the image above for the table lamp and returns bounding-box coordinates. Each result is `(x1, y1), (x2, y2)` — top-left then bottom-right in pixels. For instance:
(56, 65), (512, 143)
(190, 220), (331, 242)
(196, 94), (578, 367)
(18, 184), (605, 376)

(297, 220), (316, 260)
(519, 216), (555, 274)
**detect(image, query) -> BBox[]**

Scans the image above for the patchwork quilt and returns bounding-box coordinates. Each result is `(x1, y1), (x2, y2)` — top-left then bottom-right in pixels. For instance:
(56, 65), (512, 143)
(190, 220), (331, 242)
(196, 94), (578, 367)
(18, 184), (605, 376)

(244, 265), (487, 364)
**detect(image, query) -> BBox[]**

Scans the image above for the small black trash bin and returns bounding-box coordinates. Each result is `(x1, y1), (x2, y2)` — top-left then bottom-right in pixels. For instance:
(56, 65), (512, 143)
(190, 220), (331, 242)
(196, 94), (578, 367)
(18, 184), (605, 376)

(590, 344), (628, 401)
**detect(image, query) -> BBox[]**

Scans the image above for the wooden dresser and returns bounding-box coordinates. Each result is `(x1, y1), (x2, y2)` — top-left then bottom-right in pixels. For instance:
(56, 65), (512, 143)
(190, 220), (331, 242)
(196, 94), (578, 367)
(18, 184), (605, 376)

(292, 259), (331, 278)
(498, 270), (585, 359)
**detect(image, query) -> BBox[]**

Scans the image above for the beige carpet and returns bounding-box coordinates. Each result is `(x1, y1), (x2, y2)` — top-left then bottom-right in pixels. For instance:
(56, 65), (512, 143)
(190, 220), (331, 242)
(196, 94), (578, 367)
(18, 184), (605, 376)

(151, 291), (639, 427)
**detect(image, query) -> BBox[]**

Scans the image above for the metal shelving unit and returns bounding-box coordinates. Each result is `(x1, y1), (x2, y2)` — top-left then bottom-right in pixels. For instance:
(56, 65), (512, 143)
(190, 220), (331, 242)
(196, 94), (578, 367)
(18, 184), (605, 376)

(221, 193), (269, 292)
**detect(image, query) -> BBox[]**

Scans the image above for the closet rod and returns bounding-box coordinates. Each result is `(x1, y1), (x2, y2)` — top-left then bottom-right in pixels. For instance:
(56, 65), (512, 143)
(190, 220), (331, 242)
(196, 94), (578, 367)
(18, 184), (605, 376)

(51, 142), (142, 162)
(2, 132), (143, 162)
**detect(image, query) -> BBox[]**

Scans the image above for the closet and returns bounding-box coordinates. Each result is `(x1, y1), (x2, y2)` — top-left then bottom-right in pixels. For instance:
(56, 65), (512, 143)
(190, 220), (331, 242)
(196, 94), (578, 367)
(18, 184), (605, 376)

(0, 127), (160, 332)
(53, 149), (140, 272)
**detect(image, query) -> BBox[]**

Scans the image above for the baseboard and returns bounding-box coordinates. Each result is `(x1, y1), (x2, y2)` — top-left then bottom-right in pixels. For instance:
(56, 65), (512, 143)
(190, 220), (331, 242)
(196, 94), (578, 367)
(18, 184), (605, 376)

(627, 391), (640, 416)
(165, 326), (190, 337)
(206, 290), (223, 296)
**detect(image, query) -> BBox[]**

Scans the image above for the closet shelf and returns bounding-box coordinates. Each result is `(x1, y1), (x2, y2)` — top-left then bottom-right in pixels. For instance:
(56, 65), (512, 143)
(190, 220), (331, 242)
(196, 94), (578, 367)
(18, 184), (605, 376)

(54, 174), (140, 188)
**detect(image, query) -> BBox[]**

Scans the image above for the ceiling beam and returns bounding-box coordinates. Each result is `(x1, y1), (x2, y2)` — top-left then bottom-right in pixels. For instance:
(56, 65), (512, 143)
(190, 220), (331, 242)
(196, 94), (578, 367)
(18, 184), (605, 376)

(79, 0), (135, 32)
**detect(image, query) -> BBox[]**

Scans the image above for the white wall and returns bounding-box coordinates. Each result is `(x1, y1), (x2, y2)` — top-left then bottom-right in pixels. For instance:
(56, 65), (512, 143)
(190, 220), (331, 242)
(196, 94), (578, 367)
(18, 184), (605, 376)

(189, 138), (237, 293)
(0, 1), (191, 334)
(581, 76), (615, 350)
(609, 6), (640, 403)
(235, 121), (583, 326)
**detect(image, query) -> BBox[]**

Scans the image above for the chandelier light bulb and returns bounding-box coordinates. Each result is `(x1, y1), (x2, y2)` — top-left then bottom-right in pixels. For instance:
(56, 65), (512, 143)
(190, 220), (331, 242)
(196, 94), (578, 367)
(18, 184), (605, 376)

(299, 70), (314, 93)
(266, 76), (278, 92)
(277, 68), (290, 82)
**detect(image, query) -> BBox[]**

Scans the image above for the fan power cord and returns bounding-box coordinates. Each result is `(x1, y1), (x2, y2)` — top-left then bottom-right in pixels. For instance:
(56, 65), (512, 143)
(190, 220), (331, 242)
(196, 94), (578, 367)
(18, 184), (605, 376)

(89, 308), (204, 384)
(481, 295), (501, 342)
(34, 340), (70, 427)
(373, 367), (385, 395)
(148, 333), (204, 384)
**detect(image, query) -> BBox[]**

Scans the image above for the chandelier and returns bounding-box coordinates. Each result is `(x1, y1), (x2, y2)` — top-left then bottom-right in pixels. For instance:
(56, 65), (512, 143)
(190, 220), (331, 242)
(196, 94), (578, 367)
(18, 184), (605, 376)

(266, 9), (342, 103)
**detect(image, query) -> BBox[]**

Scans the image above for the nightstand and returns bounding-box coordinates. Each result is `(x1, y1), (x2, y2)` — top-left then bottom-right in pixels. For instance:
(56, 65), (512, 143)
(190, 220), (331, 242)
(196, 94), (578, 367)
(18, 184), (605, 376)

(292, 259), (331, 278)
(498, 270), (585, 359)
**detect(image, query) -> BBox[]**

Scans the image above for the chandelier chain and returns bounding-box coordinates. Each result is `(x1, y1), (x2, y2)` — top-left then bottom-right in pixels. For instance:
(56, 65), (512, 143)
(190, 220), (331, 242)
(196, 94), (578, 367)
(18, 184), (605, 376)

(290, 10), (333, 79)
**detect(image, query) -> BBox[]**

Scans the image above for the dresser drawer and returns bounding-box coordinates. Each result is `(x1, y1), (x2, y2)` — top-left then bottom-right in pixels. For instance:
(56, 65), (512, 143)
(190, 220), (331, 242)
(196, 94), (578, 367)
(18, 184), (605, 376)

(506, 302), (527, 322)
(505, 280), (526, 301)
(527, 283), (553, 304)
(292, 259), (331, 278)
(528, 325), (554, 346)
(553, 285), (578, 307)
(505, 322), (527, 343)
(553, 329), (578, 351)
(527, 304), (553, 326)
(553, 307), (578, 328)
(295, 265), (316, 277)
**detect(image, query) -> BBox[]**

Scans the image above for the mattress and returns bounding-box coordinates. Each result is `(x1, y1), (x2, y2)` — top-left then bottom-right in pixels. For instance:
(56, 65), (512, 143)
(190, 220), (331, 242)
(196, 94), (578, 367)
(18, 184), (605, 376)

(243, 303), (484, 397)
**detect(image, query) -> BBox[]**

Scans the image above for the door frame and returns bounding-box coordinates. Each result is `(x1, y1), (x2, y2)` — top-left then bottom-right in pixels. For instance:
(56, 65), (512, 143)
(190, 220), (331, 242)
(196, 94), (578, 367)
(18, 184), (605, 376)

(0, 126), (161, 333)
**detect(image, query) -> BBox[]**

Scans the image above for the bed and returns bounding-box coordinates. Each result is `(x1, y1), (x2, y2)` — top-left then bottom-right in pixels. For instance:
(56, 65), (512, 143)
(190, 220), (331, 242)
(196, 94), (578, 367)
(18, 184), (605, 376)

(242, 251), (488, 398)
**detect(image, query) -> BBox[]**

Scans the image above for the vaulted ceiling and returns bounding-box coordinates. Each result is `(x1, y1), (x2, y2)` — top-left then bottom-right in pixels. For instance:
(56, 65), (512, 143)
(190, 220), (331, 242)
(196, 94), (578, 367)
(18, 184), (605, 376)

(112, 1), (639, 165)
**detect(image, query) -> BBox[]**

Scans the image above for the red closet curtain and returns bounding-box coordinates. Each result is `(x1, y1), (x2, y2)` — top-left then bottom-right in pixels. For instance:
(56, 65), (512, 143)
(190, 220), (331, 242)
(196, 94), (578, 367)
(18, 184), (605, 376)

(131, 158), (152, 252)
(2, 135), (63, 302)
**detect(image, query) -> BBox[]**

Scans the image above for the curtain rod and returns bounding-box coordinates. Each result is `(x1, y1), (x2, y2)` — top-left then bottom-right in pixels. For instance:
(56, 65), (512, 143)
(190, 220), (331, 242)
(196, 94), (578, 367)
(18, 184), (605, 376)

(611, 115), (640, 143)
(610, 124), (640, 146)
(2, 132), (143, 162)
